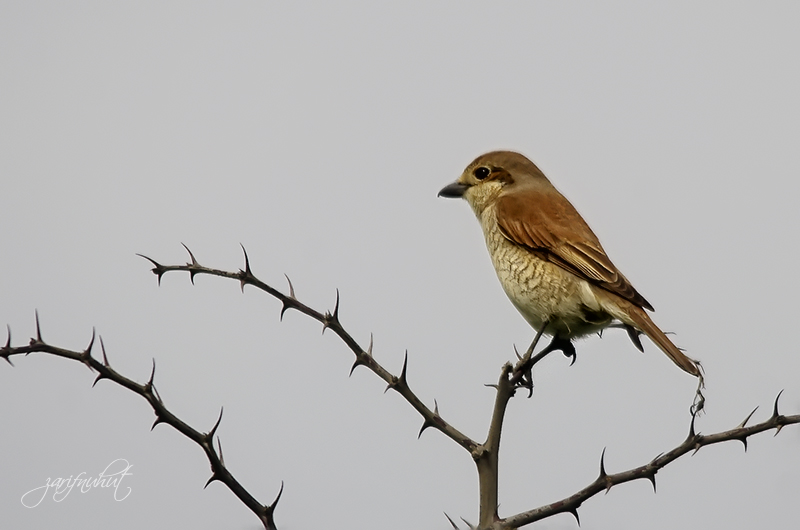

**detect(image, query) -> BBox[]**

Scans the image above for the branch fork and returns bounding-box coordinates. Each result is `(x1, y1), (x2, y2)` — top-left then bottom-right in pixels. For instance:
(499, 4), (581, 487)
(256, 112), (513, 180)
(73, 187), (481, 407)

(3, 245), (797, 530)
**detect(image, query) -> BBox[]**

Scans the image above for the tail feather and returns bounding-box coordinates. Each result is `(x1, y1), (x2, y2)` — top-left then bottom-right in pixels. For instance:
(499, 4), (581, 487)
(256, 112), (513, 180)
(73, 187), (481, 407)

(624, 305), (701, 377)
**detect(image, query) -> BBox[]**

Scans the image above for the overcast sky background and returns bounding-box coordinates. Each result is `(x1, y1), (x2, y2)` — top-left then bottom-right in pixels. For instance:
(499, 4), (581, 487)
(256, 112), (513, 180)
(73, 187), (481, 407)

(2, 3), (799, 529)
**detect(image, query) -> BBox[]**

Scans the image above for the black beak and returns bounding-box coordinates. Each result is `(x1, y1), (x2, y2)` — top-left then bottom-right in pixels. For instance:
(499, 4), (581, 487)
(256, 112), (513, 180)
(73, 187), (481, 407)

(438, 181), (469, 198)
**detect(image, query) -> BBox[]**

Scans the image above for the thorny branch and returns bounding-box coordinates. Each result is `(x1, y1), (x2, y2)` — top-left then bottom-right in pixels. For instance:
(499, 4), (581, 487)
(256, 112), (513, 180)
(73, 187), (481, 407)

(0, 313), (282, 530)
(493, 392), (799, 529)
(137, 246), (800, 529)
(4, 244), (798, 530)
(474, 325), (553, 527)
(136, 244), (480, 455)
(133, 245), (566, 528)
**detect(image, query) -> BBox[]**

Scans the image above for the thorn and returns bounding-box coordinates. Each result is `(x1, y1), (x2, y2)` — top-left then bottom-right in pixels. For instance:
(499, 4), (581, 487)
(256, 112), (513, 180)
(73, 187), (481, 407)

(147, 358), (156, 388)
(771, 389), (785, 419)
(151, 414), (165, 431)
(180, 243), (199, 284)
(567, 507), (581, 526)
(84, 328), (96, 356)
(2, 325), (13, 366)
(349, 357), (365, 377)
(418, 419), (434, 438)
(419, 400), (443, 435)
(204, 474), (221, 489)
(646, 471), (657, 493)
(80, 329), (96, 368)
(269, 481), (284, 509)
(182, 242), (198, 266)
(322, 291), (341, 334)
(460, 517), (476, 530)
(279, 276), (297, 318)
(385, 352), (409, 393)
(332, 289), (340, 322)
(443, 512), (459, 529)
(34, 310), (43, 343)
(284, 274), (295, 299)
(136, 253), (167, 285)
(738, 407), (759, 428)
(774, 424), (785, 436)
(217, 437), (225, 466)
(100, 336), (109, 366)
(598, 447), (608, 480)
(738, 436), (748, 452)
(399, 350), (408, 386)
(92, 372), (107, 387)
(151, 384), (162, 404)
(239, 244), (251, 292)
(513, 344), (522, 361)
(240, 243), (251, 273)
(208, 407), (224, 440)
(367, 333), (373, 356)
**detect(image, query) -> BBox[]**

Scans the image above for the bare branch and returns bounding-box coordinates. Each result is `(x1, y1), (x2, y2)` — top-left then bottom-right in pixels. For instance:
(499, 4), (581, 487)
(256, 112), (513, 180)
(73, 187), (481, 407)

(1, 316), (281, 530)
(497, 403), (800, 529)
(6, 248), (795, 530)
(136, 247), (480, 455)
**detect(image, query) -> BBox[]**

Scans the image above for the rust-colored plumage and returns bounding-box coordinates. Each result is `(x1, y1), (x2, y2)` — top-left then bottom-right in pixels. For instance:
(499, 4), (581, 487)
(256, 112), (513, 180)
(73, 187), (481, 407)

(495, 186), (653, 311)
(439, 150), (701, 378)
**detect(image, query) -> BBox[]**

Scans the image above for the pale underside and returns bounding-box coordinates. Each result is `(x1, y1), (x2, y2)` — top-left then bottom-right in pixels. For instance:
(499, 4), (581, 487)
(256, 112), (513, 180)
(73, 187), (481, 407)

(479, 205), (620, 339)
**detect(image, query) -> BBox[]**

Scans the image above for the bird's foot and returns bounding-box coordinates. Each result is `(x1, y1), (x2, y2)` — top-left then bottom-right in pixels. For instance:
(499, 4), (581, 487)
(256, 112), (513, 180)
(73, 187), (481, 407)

(511, 333), (576, 397)
(539, 336), (577, 366)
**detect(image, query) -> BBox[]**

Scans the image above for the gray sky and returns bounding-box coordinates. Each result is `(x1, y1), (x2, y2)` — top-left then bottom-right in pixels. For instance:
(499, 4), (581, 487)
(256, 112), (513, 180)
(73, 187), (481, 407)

(2, 2), (799, 529)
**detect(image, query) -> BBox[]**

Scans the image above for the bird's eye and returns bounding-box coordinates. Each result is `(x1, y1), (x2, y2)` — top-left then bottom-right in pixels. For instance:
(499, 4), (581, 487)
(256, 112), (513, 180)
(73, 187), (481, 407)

(473, 167), (491, 180)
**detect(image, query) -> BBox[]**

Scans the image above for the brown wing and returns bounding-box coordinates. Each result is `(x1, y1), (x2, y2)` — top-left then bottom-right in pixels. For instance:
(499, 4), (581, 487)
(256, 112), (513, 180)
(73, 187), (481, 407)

(495, 188), (654, 311)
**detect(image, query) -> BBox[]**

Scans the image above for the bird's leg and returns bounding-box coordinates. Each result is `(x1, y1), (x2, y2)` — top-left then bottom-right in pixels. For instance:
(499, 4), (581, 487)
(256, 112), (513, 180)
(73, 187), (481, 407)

(511, 323), (549, 396)
(522, 324), (548, 360)
(538, 335), (578, 366)
(512, 333), (579, 397)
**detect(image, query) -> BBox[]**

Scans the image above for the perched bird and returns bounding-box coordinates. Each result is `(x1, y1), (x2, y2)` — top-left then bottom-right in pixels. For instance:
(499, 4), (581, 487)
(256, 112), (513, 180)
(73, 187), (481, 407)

(439, 150), (701, 378)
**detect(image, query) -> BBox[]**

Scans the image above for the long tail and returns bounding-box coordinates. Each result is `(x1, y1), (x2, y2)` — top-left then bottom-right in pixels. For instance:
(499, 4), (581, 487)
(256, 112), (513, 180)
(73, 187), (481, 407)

(623, 305), (702, 378)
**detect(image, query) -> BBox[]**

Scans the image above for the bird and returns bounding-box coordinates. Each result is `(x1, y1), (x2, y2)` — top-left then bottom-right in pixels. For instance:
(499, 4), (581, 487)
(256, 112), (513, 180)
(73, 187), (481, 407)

(438, 150), (702, 380)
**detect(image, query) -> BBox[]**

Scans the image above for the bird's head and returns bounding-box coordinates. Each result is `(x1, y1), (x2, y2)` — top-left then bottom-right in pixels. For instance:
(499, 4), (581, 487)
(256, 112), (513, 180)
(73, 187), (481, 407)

(438, 151), (550, 215)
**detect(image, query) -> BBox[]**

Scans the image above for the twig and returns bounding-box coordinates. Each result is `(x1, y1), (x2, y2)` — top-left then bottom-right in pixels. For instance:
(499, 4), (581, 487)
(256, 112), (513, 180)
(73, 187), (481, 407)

(497, 395), (799, 529)
(136, 245), (480, 454)
(9, 246), (794, 530)
(0, 316), (282, 530)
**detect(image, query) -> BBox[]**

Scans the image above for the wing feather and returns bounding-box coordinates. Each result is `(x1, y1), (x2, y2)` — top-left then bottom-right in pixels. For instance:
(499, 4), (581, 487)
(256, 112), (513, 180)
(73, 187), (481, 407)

(495, 189), (653, 311)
